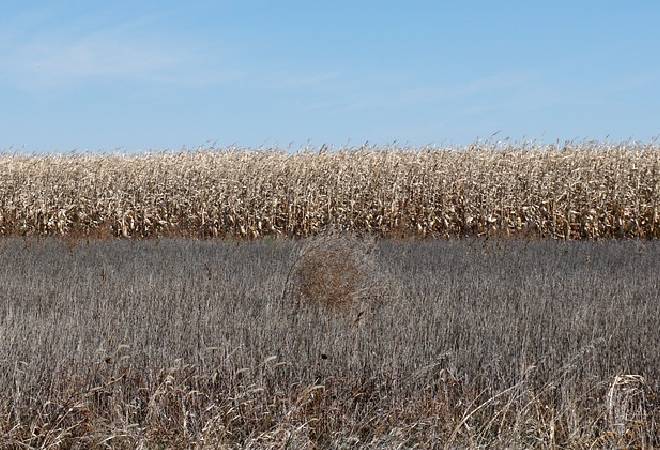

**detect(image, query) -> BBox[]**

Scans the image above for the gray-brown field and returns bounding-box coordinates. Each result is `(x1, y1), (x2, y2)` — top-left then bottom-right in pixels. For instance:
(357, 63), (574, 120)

(0, 237), (658, 448)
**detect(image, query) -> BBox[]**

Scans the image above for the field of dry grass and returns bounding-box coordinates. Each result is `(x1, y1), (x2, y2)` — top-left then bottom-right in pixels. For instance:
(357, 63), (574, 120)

(1, 237), (658, 448)
(1, 145), (658, 448)
(1, 143), (658, 239)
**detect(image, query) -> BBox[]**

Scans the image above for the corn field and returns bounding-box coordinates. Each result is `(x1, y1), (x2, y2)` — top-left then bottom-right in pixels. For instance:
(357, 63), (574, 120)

(1, 143), (658, 239)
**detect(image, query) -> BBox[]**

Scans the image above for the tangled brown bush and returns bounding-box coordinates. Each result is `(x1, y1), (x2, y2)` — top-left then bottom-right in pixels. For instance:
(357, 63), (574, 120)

(284, 232), (395, 316)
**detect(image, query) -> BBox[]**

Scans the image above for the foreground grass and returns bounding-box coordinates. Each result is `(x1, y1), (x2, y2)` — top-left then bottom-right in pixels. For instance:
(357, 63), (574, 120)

(0, 238), (658, 448)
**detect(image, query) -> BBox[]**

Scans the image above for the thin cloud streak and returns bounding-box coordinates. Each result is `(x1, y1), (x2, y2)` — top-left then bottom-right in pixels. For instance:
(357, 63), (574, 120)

(0, 14), (236, 89)
(300, 72), (533, 113)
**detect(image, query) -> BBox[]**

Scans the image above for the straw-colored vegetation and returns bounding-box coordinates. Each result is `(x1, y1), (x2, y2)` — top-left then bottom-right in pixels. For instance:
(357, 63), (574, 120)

(1, 238), (658, 448)
(1, 143), (658, 448)
(1, 143), (658, 239)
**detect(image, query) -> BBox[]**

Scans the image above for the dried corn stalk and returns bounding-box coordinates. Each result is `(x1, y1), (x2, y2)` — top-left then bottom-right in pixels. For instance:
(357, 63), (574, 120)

(0, 144), (658, 239)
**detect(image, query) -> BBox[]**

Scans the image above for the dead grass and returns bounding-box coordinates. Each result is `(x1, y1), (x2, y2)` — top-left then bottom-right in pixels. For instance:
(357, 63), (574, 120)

(0, 238), (658, 448)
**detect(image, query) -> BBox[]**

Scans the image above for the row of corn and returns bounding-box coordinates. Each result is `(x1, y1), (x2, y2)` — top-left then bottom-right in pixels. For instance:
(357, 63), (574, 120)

(0, 144), (658, 239)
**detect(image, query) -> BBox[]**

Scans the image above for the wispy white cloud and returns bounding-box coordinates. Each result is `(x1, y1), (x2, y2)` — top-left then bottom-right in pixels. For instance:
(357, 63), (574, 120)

(0, 12), (238, 89)
(263, 71), (342, 89)
(300, 72), (534, 113)
(15, 37), (180, 80)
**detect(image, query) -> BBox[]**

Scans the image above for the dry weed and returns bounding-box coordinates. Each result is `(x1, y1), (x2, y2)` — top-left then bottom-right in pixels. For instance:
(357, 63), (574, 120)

(283, 231), (395, 323)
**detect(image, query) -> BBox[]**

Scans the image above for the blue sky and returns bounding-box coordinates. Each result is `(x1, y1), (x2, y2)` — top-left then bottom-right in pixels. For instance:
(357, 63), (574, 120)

(1, 1), (659, 151)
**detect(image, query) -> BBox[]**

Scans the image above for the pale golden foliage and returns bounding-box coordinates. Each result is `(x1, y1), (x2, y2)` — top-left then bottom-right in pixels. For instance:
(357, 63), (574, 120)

(0, 144), (658, 239)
